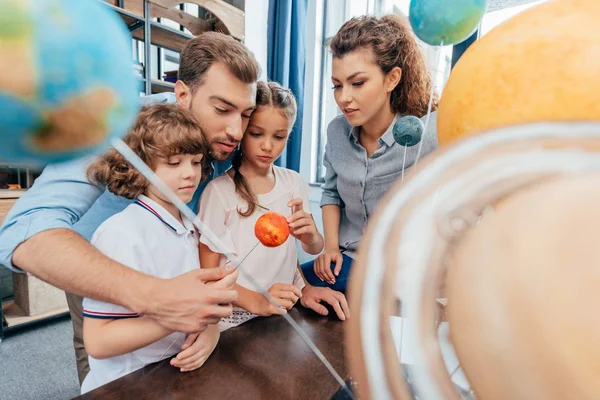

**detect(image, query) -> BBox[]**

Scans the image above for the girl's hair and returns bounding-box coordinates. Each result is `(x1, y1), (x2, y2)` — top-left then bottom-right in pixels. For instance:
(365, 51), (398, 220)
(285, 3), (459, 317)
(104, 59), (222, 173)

(87, 104), (210, 199)
(329, 14), (438, 117)
(232, 81), (297, 217)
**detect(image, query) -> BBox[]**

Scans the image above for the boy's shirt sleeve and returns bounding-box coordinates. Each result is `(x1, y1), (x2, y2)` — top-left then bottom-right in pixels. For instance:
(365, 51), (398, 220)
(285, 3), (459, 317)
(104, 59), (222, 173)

(82, 224), (148, 319)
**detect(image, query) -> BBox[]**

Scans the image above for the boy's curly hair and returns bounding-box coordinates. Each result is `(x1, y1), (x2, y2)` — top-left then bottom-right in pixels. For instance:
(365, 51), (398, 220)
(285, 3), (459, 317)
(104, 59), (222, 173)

(329, 15), (438, 117)
(87, 104), (210, 199)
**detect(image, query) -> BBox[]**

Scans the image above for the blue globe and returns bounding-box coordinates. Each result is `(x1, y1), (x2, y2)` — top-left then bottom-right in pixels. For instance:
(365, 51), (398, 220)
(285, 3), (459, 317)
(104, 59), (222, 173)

(0, 0), (139, 165)
(409, 0), (488, 46)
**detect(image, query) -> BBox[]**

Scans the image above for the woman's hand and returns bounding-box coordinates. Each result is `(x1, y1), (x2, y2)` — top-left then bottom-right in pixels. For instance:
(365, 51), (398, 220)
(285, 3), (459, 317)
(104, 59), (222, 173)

(313, 248), (343, 285)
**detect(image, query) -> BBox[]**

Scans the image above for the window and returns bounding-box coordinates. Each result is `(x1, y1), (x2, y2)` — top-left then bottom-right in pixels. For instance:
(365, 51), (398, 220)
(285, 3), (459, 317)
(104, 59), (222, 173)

(480, 0), (547, 36)
(313, 0), (376, 183)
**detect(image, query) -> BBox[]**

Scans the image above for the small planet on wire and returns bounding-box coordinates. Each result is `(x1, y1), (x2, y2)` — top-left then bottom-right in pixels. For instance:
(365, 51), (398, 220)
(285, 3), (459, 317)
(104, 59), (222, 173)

(254, 212), (290, 247)
(393, 115), (424, 147)
(408, 0), (488, 46)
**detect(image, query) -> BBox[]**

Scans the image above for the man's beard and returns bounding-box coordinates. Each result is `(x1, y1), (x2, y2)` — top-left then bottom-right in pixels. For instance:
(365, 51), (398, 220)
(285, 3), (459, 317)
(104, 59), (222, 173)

(188, 101), (235, 161)
(208, 144), (230, 161)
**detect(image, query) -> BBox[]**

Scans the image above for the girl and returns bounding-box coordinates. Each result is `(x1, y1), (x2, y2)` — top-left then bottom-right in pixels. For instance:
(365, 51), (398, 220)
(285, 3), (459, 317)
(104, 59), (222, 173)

(80, 104), (234, 394)
(301, 15), (440, 291)
(199, 81), (349, 329)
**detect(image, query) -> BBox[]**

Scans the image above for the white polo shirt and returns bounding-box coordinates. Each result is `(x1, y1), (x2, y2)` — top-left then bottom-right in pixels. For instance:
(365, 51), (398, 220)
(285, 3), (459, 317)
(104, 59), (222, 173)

(80, 194), (200, 394)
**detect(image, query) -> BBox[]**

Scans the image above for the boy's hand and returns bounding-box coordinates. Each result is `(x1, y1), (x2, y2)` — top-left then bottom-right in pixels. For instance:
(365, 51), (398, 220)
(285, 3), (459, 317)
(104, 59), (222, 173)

(287, 198), (319, 246)
(171, 325), (220, 372)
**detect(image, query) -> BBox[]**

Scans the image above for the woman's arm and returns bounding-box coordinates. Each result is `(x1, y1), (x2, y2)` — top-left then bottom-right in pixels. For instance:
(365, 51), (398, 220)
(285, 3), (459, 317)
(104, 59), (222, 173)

(319, 137), (343, 252)
(83, 316), (173, 359)
(322, 205), (341, 251)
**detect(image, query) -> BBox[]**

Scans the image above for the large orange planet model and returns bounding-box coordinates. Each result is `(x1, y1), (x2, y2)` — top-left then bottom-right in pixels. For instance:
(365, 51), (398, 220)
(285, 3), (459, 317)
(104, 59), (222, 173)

(254, 212), (290, 247)
(437, 0), (600, 146)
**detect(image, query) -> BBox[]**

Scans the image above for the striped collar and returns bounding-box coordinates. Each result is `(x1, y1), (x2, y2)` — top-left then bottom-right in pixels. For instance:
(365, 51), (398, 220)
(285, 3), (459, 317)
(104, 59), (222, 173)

(134, 195), (194, 235)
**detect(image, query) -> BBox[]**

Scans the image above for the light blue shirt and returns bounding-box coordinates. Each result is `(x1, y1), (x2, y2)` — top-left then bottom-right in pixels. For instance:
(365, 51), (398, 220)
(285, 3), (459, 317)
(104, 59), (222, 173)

(320, 112), (438, 258)
(0, 93), (231, 271)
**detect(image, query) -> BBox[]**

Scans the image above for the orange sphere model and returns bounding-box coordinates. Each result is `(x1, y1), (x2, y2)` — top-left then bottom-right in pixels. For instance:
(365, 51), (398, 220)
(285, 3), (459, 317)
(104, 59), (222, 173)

(254, 212), (290, 247)
(437, 0), (600, 146)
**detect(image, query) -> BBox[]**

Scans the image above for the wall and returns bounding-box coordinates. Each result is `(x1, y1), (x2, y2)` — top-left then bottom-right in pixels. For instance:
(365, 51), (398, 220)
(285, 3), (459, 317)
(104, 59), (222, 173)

(298, 1), (325, 264)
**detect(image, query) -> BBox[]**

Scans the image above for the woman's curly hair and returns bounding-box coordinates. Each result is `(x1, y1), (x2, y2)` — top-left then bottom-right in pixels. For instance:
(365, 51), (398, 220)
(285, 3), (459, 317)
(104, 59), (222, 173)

(329, 14), (438, 117)
(87, 104), (210, 199)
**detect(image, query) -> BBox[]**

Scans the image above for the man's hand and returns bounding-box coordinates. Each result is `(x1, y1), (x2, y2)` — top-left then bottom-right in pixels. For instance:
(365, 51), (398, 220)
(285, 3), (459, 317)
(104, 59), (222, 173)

(300, 285), (350, 321)
(171, 325), (220, 372)
(206, 264), (238, 290)
(144, 266), (238, 333)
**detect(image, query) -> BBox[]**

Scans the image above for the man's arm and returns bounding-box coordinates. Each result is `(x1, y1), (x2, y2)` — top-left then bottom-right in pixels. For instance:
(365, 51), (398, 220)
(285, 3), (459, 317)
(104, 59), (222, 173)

(0, 157), (151, 310)
(1, 158), (238, 333)
(12, 229), (155, 312)
(0, 156), (103, 271)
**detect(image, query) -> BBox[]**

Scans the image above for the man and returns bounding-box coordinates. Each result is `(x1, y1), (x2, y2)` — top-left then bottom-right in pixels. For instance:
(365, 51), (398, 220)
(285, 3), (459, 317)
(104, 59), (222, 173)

(0, 32), (255, 384)
(0, 31), (348, 384)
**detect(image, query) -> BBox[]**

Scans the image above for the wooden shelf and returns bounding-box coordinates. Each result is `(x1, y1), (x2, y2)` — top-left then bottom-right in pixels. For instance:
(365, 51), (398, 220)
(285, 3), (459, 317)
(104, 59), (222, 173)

(0, 190), (25, 200)
(151, 79), (176, 93)
(2, 300), (69, 330)
(150, 0), (244, 40)
(136, 79), (176, 94)
(102, 1), (145, 31)
(102, 1), (195, 52)
(102, 0), (245, 48)
(142, 22), (195, 52)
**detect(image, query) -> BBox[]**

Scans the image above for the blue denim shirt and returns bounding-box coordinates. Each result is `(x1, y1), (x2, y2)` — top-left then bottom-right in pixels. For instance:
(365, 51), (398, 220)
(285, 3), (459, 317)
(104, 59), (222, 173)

(320, 112), (438, 258)
(0, 93), (231, 270)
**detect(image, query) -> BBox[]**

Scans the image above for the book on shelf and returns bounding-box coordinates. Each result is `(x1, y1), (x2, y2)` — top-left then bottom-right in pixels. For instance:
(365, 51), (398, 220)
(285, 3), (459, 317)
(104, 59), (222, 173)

(164, 70), (178, 83)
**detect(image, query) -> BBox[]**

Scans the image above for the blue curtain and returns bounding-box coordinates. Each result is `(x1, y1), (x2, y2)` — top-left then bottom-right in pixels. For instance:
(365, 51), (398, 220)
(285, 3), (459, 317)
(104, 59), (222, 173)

(267, 0), (307, 172)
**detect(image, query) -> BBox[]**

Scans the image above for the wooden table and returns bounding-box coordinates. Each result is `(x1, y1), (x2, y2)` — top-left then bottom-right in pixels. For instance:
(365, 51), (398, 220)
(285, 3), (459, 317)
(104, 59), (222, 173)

(76, 307), (352, 400)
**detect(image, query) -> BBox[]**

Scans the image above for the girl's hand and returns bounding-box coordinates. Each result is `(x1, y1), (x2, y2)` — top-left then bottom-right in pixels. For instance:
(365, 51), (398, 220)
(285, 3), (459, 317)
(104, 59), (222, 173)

(257, 283), (302, 316)
(287, 198), (319, 246)
(171, 325), (220, 372)
(314, 248), (343, 285)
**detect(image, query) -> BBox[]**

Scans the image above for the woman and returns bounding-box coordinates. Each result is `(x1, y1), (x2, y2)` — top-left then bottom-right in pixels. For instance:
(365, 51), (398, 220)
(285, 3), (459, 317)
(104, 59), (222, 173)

(301, 15), (439, 291)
